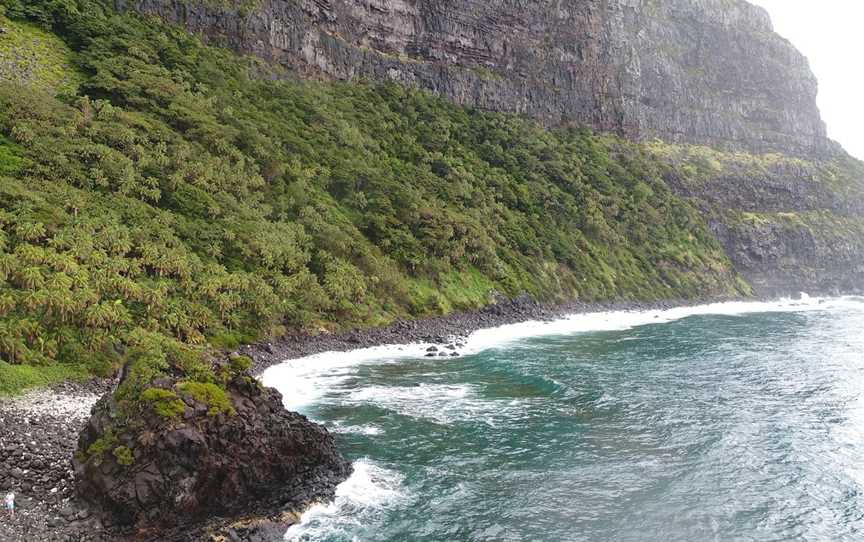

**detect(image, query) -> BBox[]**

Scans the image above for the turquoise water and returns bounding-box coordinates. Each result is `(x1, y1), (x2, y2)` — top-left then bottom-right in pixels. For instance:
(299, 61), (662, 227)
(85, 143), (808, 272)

(265, 298), (864, 541)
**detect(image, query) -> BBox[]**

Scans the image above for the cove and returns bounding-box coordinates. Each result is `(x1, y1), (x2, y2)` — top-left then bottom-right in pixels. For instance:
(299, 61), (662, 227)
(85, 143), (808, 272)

(263, 297), (864, 541)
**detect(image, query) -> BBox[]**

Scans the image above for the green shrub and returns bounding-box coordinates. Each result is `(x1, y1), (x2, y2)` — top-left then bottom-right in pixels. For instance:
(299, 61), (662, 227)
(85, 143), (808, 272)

(140, 388), (187, 419)
(228, 354), (252, 373)
(113, 445), (134, 466)
(83, 429), (118, 465)
(177, 381), (235, 416)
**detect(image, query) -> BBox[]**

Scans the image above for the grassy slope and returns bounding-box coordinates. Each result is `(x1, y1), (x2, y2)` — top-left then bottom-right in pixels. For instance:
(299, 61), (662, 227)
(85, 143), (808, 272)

(0, 0), (749, 402)
(0, 15), (82, 94)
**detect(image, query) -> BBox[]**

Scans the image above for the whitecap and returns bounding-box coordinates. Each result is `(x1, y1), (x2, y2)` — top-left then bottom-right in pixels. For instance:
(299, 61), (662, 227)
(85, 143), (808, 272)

(260, 296), (862, 413)
(284, 459), (407, 541)
(331, 423), (383, 436)
(345, 383), (494, 425)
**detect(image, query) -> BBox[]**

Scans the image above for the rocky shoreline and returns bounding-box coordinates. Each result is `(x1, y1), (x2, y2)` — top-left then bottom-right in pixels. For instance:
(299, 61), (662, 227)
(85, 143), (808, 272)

(0, 379), (111, 542)
(0, 293), (751, 541)
(240, 294), (741, 375)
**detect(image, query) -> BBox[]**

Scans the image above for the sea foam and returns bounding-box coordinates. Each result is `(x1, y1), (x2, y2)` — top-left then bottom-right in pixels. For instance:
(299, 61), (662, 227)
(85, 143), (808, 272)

(260, 295), (861, 412)
(284, 459), (407, 541)
(265, 295), (863, 539)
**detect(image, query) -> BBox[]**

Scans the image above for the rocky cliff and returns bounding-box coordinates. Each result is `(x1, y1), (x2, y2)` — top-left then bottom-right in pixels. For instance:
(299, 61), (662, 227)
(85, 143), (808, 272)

(119, 0), (831, 156)
(653, 143), (864, 295)
(116, 0), (863, 294)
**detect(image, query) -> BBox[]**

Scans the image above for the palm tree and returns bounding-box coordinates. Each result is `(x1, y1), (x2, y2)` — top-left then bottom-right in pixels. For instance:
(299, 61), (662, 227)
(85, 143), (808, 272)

(16, 266), (44, 290)
(0, 321), (20, 362)
(0, 293), (15, 316)
(0, 254), (17, 281)
(15, 222), (46, 242)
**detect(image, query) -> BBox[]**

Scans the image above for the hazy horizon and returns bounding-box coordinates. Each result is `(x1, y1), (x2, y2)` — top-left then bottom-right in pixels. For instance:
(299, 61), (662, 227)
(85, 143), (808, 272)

(750, 0), (864, 159)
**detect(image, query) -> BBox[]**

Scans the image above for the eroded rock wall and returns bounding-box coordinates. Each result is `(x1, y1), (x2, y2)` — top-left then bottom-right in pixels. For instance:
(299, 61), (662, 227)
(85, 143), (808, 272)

(119, 0), (831, 156)
(661, 150), (864, 296)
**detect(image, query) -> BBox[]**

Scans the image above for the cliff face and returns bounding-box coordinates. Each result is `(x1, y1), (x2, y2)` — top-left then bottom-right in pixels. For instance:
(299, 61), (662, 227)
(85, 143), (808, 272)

(121, 0), (830, 156)
(119, 0), (863, 296)
(656, 146), (864, 296)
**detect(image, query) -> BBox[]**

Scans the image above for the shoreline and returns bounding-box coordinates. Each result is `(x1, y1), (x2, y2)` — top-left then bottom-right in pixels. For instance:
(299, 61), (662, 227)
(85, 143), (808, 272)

(240, 294), (749, 377)
(0, 379), (111, 541)
(0, 292), (824, 541)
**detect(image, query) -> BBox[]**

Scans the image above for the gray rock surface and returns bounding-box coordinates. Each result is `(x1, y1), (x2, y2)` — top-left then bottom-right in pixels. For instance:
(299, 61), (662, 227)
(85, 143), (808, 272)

(118, 0), (832, 156)
(662, 152), (864, 296)
(0, 380), (110, 542)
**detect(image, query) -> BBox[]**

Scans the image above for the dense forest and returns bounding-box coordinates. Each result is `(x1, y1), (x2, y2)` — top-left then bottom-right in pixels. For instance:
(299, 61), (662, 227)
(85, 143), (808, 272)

(0, 0), (746, 403)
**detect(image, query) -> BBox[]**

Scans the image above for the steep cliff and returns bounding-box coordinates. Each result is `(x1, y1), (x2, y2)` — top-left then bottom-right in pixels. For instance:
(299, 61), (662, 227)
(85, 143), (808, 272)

(119, 0), (831, 156)
(653, 144), (864, 295)
(117, 0), (864, 295)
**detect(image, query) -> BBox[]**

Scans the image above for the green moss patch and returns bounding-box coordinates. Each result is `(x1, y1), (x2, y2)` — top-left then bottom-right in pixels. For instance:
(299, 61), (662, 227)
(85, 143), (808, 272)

(177, 381), (235, 416)
(113, 445), (134, 466)
(140, 388), (187, 419)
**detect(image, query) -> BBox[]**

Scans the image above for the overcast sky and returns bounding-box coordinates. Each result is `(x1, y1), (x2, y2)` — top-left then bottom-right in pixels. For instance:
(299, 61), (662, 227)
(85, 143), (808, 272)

(748, 0), (864, 159)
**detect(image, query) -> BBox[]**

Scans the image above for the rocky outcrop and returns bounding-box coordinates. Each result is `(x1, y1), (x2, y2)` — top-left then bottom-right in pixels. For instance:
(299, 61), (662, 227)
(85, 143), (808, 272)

(661, 149), (864, 296)
(118, 0), (831, 156)
(710, 215), (864, 296)
(73, 374), (351, 537)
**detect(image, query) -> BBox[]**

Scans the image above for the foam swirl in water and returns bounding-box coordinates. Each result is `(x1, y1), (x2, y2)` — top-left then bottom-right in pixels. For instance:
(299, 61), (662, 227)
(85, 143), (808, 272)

(284, 459), (407, 541)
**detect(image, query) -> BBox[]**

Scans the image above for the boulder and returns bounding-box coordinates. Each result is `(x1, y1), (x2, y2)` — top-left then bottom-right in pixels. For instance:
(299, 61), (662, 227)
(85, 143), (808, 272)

(73, 375), (351, 534)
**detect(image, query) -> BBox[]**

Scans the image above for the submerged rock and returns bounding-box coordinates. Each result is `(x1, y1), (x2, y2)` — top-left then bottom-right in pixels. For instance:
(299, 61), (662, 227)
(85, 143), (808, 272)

(73, 374), (351, 535)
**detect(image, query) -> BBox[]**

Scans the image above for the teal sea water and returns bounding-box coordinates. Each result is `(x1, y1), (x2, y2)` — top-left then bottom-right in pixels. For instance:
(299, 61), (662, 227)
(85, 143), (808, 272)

(263, 297), (864, 541)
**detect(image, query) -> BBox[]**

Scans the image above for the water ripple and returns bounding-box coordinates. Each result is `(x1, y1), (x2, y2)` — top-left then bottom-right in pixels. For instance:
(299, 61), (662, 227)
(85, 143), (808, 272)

(272, 298), (864, 541)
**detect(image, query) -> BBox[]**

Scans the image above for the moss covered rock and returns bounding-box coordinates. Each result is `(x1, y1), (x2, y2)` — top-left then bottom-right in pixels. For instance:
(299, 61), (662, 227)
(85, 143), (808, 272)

(73, 370), (351, 534)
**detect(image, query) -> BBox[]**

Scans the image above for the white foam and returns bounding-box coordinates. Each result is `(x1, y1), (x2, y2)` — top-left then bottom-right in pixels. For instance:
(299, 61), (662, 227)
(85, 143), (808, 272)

(457, 295), (861, 356)
(284, 459), (407, 541)
(270, 295), (862, 539)
(261, 344), (452, 411)
(261, 295), (862, 413)
(331, 423), (384, 436)
(347, 383), (492, 424)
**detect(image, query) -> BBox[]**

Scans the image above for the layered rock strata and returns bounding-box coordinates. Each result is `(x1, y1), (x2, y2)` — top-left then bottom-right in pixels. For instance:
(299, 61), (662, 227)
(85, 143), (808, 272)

(119, 0), (831, 156)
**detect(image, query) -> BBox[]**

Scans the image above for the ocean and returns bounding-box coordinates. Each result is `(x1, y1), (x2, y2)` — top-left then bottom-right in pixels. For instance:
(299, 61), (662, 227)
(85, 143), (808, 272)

(262, 296), (864, 541)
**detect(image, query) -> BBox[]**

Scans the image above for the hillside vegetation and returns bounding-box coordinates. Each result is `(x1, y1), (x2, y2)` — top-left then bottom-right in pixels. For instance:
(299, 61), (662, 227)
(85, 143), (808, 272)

(0, 0), (746, 401)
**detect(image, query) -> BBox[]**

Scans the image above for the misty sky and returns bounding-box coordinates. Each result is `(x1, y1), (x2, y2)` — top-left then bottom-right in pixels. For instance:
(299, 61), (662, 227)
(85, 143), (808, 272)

(749, 0), (864, 159)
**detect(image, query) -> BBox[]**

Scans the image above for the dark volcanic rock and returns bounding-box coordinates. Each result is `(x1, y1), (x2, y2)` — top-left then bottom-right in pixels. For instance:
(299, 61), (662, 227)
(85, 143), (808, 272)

(73, 376), (351, 537)
(710, 217), (864, 297)
(119, 0), (832, 156)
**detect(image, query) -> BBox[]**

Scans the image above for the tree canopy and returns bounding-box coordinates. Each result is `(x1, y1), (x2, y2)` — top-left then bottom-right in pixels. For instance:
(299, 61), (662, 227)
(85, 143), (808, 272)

(0, 0), (745, 401)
